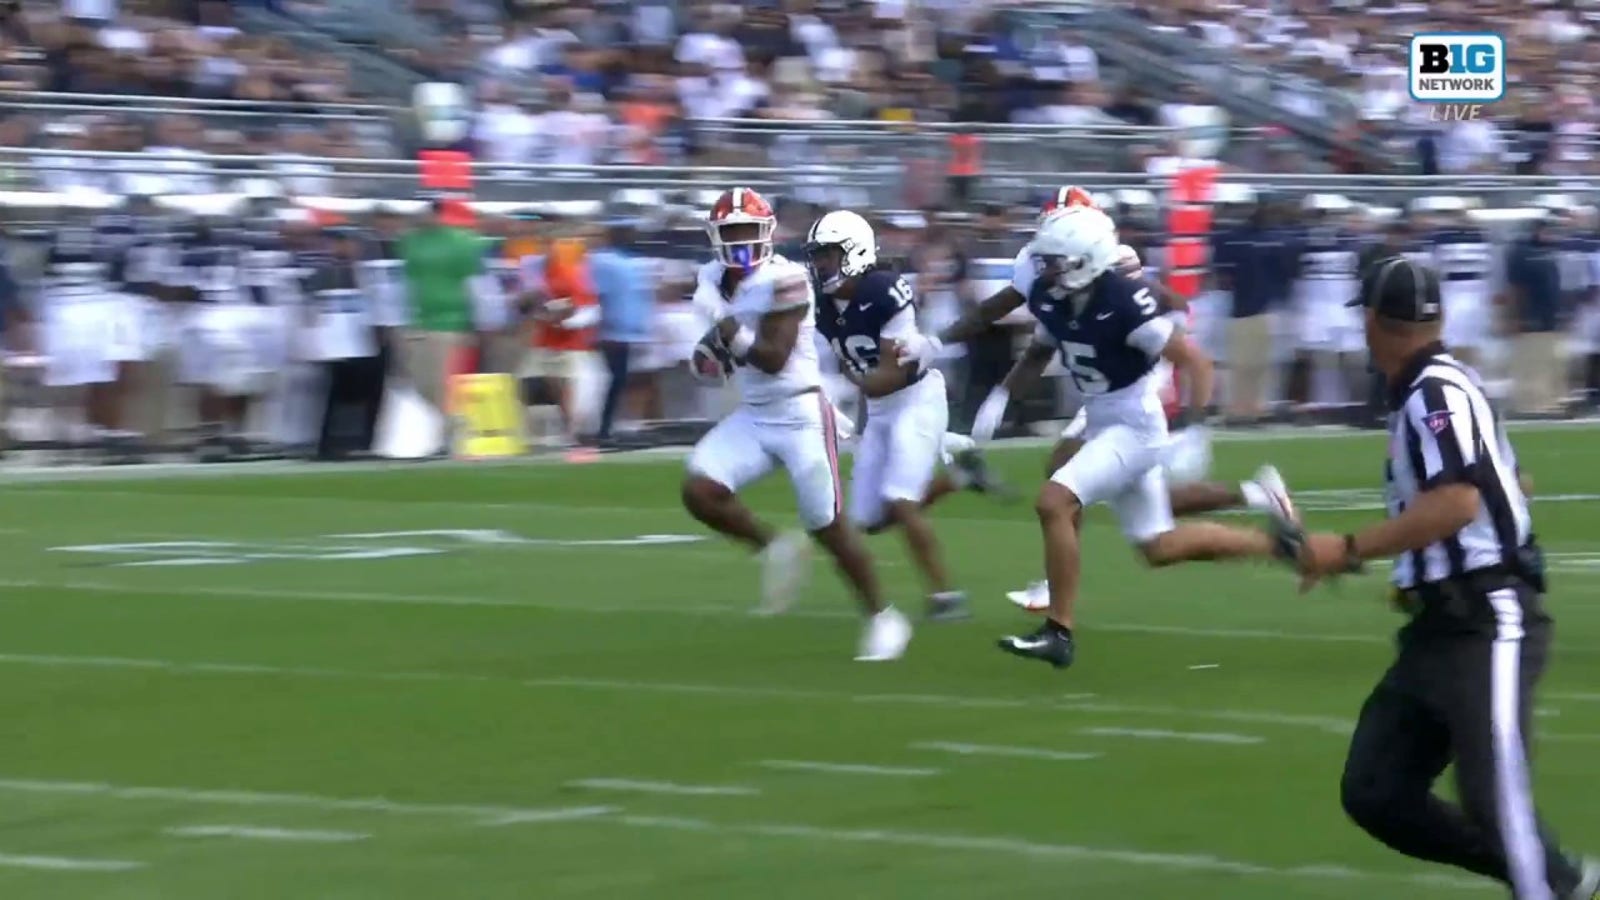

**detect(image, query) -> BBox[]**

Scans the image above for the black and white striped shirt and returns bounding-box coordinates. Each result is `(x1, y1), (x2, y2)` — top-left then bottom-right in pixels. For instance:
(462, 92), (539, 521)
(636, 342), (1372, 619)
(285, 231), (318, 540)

(1385, 342), (1531, 589)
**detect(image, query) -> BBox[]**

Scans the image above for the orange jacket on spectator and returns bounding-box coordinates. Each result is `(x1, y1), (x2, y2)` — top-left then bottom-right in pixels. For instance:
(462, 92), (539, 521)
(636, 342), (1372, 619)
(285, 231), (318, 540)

(534, 239), (596, 353)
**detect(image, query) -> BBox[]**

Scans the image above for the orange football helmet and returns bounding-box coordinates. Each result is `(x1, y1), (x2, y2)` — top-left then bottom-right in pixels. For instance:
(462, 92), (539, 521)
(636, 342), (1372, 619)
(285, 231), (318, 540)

(1038, 185), (1098, 223)
(707, 187), (776, 270)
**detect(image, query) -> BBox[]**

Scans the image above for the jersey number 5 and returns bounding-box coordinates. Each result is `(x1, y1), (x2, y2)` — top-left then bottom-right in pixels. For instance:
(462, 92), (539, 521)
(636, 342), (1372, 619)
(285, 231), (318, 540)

(832, 335), (879, 374)
(1060, 341), (1110, 395)
(1132, 287), (1157, 317)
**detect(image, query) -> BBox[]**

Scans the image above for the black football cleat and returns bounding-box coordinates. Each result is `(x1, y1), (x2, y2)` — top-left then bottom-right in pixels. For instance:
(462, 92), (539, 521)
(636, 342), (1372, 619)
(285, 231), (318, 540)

(998, 621), (1075, 669)
(926, 591), (971, 622)
(951, 448), (1015, 501)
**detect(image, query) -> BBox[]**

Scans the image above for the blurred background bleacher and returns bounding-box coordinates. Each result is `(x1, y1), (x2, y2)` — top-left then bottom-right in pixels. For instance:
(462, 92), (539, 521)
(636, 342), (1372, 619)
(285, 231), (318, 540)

(0, 0), (1598, 464)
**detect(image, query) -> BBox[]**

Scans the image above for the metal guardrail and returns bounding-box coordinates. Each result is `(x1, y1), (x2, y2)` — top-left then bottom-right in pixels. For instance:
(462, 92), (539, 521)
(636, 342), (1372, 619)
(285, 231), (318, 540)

(2, 148), (1597, 207)
(0, 91), (400, 114)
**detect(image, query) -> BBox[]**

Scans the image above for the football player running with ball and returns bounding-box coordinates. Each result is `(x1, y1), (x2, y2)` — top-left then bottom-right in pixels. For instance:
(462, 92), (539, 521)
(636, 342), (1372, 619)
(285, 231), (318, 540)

(680, 188), (912, 662)
(806, 209), (1002, 622)
(907, 207), (1296, 669)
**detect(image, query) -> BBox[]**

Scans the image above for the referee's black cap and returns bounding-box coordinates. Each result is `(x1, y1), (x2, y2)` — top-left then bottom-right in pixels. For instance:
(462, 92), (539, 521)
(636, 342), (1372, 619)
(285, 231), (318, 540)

(1345, 255), (1442, 322)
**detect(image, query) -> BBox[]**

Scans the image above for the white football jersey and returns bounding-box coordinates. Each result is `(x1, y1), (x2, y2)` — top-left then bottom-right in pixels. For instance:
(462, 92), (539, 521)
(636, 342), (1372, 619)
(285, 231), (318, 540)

(694, 255), (822, 407)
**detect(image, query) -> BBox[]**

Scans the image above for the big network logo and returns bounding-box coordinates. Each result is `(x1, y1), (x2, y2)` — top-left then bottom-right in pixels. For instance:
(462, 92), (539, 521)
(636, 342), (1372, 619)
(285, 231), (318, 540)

(1410, 33), (1505, 107)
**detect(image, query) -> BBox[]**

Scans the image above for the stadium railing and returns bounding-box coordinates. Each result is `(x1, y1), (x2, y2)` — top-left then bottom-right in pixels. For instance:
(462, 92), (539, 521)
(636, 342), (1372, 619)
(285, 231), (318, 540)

(0, 148), (1596, 213)
(0, 91), (405, 155)
(0, 163), (1591, 461)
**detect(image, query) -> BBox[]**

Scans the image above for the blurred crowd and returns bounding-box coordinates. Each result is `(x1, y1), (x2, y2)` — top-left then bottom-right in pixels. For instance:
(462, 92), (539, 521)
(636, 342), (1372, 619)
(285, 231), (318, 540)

(362, 0), (1233, 176)
(0, 0), (393, 190)
(1130, 0), (1600, 175)
(3, 1), (354, 102)
(5, 185), (1600, 466)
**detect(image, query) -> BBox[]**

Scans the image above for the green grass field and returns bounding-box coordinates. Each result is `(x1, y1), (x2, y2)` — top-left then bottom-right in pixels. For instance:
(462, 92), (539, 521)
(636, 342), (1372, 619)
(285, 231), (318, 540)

(1, 426), (1598, 899)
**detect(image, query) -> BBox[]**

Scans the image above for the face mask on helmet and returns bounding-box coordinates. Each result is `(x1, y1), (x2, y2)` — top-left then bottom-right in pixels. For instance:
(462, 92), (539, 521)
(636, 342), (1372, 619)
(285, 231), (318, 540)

(712, 220), (773, 270)
(1034, 253), (1095, 300)
(806, 243), (847, 294)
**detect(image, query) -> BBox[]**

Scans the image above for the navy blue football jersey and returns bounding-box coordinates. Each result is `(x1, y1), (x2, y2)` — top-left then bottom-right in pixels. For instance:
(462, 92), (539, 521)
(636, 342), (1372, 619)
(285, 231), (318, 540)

(1028, 270), (1169, 396)
(1428, 227), (1494, 283)
(43, 220), (106, 287)
(171, 221), (244, 302)
(95, 213), (170, 291)
(815, 267), (917, 377)
(1295, 227), (1361, 281)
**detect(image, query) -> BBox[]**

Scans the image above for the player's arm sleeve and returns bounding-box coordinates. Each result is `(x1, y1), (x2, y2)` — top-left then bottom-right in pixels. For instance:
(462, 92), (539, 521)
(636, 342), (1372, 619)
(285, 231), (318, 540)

(768, 266), (811, 312)
(1125, 293), (1176, 359)
(1402, 377), (1482, 489)
(879, 303), (919, 344)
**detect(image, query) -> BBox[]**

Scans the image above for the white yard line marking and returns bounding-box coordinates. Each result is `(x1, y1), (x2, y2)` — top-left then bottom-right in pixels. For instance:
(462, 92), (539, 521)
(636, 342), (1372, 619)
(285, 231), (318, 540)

(1548, 692), (1600, 702)
(912, 742), (1100, 762)
(7, 578), (1600, 649)
(614, 815), (1493, 890)
(1189, 664), (1221, 670)
(0, 777), (617, 824)
(1, 418), (1593, 485)
(1083, 727), (1266, 746)
(566, 779), (758, 797)
(1544, 733), (1600, 744)
(756, 760), (941, 778)
(0, 772), (1500, 890)
(5, 649), (1599, 746)
(167, 824), (369, 843)
(0, 853), (144, 872)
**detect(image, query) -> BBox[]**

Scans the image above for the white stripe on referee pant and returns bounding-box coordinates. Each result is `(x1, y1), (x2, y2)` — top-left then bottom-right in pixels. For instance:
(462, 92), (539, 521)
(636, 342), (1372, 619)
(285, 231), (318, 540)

(1488, 588), (1552, 900)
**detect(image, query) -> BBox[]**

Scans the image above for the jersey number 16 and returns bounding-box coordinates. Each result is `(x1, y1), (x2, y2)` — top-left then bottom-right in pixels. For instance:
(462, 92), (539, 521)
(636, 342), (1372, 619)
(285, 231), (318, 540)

(832, 335), (879, 374)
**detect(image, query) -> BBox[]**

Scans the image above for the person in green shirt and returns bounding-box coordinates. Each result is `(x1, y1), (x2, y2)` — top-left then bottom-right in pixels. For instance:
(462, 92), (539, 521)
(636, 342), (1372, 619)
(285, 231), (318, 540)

(398, 199), (484, 420)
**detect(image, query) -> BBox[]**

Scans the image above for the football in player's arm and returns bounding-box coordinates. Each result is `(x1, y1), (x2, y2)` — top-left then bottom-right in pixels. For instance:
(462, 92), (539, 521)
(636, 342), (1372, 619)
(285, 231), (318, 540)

(702, 266), (810, 375)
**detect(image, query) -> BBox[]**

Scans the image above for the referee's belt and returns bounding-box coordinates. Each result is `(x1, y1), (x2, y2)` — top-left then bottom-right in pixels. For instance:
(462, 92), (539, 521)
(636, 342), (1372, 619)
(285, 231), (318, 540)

(1390, 545), (1547, 616)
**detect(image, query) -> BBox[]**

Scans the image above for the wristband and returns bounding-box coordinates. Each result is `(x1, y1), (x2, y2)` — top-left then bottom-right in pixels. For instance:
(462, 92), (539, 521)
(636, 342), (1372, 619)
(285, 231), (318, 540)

(1342, 533), (1364, 573)
(728, 325), (756, 358)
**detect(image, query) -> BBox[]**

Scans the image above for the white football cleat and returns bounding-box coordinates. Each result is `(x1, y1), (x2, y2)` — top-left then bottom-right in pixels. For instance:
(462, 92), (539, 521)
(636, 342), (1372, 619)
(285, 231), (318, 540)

(1251, 464), (1299, 527)
(756, 530), (812, 616)
(1006, 580), (1050, 612)
(855, 606), (912, 661)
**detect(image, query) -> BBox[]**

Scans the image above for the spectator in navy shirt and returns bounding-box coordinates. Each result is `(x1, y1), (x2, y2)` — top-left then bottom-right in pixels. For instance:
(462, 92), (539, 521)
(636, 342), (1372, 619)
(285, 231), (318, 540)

(1506, 218), (1568, 415)
(1215, 203), (1277, 423)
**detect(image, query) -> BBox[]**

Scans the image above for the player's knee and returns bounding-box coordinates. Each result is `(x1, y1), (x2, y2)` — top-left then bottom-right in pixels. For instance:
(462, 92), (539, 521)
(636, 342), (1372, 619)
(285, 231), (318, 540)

(680, 475), (730, 516)
(1035, 482), (1080, 525)
(879, 498), (921, 533)
(1047, 439), (1082, 476)
(1339, 769), (1391, 833)
(1137, 532), (1181, 568)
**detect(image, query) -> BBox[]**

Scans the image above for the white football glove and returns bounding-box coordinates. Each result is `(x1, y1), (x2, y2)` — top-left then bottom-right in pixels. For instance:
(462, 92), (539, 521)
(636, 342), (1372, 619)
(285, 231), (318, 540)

(971, 386), (1010, 443)
(894, 333), (943, 370)
(1162, 425), (1213, 484)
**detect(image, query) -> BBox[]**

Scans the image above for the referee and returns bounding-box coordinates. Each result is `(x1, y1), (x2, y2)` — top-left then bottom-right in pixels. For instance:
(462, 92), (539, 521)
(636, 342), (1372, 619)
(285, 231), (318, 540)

(1281, 256), (1596, 899)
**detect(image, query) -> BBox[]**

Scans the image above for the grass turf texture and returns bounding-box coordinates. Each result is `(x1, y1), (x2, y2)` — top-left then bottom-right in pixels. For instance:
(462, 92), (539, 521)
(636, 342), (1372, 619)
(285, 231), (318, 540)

(0, 427), (1597, 898)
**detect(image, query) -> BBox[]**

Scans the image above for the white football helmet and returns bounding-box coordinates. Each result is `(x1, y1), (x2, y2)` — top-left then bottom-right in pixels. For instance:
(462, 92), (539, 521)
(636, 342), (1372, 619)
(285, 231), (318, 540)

(804, 210), (878, 295)
(1028, 206), (1119, 295)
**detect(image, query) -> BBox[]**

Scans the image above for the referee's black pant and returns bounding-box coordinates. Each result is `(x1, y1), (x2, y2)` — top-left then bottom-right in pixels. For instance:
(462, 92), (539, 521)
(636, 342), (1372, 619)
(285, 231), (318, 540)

(1341, 583), (1582, 898)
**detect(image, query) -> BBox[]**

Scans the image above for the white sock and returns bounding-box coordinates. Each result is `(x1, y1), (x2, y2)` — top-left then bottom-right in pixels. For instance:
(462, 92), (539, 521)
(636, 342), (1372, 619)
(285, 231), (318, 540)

(1240, 480), (1271, 512)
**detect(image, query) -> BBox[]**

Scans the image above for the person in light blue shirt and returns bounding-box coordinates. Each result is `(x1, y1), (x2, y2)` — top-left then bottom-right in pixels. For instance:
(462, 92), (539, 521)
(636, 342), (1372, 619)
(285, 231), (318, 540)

(587, 222), (654, 442)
